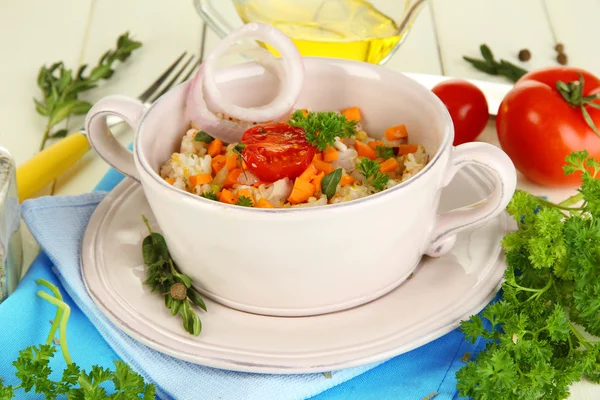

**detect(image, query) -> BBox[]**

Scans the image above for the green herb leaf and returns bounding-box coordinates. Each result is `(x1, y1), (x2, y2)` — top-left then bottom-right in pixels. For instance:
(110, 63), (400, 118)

(34, 31), (142, 151)
(463, 44), (528, 83)
(236, 196), (254, 207)
(193, 131), (214, 143)
(376, 145), (395, 159)
(288, 110), (357, 151)
(141, 215), (206, 336)
(321, 168), (343, 200)
(200, 191), (218, 201)
(356, 158), (389, 191)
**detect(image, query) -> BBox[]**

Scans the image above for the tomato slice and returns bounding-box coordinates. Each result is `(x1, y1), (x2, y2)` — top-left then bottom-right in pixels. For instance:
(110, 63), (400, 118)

(241, 123), (317, 182)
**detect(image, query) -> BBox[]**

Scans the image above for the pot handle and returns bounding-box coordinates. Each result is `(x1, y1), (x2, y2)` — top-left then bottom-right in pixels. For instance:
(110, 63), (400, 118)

(84, 95), (148, 182)
(426, 142), (517, 257)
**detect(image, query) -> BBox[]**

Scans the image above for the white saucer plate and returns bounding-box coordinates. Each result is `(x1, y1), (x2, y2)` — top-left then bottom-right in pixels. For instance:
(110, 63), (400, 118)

(81, 165), (511, 374)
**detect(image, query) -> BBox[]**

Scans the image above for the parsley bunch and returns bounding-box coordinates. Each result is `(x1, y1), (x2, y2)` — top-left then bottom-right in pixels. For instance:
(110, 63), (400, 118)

(288, 110), (357, 151)
(142, 216), (207, 336)
(34, 32), (142, 150)
(0, 279), (155, 399)
(456, 151), (600, 399)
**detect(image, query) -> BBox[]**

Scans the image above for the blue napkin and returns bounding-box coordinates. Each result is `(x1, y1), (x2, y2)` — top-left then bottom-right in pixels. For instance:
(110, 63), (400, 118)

(0, 166), (490, 400)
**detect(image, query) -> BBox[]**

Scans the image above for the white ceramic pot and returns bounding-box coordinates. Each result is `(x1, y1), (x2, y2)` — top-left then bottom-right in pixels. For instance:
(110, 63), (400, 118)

(85, 57), (516, 317)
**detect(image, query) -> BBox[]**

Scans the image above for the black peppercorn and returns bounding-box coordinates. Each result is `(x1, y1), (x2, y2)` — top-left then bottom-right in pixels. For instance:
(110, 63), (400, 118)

(518, 49), (531, 61)
(170, 282), (187, 301)
(557, 53), (568, 65)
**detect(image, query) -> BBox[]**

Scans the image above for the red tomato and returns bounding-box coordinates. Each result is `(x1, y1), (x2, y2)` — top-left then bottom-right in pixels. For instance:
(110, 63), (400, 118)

(241, 123), (316, 182)
(496, 66), (600, 187)
(431, 79), (489, 146)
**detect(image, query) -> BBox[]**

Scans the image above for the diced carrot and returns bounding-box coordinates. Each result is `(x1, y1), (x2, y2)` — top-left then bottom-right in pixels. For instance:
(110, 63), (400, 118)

(208, 138), (223, 157)
(236, 189), (254, 206)
(256, 198), (274, 208)
(384, 125), (408, 141)
(219, 189), (235, 204)
(223, 168), (242, 188)
(398, 144), (419, 155)
(341, 106), (361, 122)
(355, 140), (376, 160)
(313, 159), (334, 174)
(313, 153), (323, 162)
(368, 140), (385, 150)
(288, 179), (316, 204)
(211, 155), (227, 173)
(242, 160), (248, 169)
(323, 146), (339, 162)
(300, 109), (309, 117)
(189, 174), (213, 186)
(226, 154), (238, 171)
(379, 158), (400, 173)
(340, 175), (356, 186)
(311, 171), (325, 193)
(165, 177), (175, 185)
(299, 163), (318, 181)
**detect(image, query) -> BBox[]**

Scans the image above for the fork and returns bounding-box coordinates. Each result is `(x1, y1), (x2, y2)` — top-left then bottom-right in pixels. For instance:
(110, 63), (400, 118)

(16, 24), (207, 202)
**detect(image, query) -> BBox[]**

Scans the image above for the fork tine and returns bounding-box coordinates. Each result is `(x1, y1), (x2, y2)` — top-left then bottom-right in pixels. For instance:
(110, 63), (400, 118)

(137, 51), (187, 103)
(149, 54), (196, 103)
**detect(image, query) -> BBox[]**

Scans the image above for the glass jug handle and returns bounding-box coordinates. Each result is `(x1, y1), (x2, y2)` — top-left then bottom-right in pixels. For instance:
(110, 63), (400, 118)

(193, 0), (236, 39)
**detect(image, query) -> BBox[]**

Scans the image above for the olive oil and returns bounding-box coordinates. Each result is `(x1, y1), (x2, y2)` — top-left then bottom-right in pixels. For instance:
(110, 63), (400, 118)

(234, 0), (405, 64)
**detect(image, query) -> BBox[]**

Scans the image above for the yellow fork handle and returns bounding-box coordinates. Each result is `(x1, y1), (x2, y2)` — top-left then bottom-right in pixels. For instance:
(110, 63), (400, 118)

(16, 133), (90, 202)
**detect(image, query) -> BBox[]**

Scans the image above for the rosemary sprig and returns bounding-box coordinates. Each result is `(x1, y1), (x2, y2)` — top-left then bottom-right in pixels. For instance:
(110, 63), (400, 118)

(34, 32), (142, 151)
(463, 44), (528, 83)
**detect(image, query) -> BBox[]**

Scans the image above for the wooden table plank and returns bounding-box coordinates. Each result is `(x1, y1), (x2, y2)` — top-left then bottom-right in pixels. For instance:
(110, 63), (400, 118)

(430, 0), (556, 82)
(544, 0), (600, 76)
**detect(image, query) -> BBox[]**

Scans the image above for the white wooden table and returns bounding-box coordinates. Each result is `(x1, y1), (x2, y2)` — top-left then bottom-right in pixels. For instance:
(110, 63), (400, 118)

(1, 0), (598, 398)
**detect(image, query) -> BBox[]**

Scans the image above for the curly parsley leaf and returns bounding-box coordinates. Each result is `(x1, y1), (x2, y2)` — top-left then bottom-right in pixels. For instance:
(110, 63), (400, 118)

(236, 196), (254, 207)
(376, 145), (395, 159)
(288, 110), (356, 151)
(356, 158), (389, 191)
(456, 151), (600, 399)
(200, 191), (218, 201)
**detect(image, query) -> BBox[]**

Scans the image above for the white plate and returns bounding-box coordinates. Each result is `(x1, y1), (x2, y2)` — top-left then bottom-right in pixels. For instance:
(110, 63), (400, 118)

(81, 166), (511, 374)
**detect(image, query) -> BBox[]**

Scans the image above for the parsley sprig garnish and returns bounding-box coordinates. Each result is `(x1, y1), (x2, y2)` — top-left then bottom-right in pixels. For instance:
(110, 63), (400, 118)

(200, 191), (218, 201)
(288, 110), (356, 151)
(235, 196), (253, 207)
(356, 158), (389, 191)
(0, 279), (155, 398)
(34, 32), (142, 151)
(376, 145), (395, 159)
(456, 150), (600, 399)
(142, 216), (206, 336)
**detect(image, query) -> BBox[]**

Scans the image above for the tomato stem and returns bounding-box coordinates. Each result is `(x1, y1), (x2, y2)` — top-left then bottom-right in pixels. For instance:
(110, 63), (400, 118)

(556, 73), (600, 137)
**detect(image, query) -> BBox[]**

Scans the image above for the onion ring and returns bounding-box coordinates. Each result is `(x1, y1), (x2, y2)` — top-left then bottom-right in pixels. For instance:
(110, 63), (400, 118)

(184, 22), (304, 143)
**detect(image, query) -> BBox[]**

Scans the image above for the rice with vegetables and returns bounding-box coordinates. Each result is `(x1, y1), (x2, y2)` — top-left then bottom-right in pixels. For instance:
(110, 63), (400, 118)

(160, 107), (429, 208)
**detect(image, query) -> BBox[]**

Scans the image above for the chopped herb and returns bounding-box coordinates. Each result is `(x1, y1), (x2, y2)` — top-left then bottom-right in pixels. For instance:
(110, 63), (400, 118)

(356, 158), (389, 191)
(200, 191), (218, 201)
(376, 145), (395, 159)
(288, 110), (357, 151)
(321, 168), (343, 200)
(193, 131), (214, 143)
(233, 143), (246, 154)
(236, 196), (254, 207)
(141, 215), (206, 336)
(323, 372), (333, 379)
